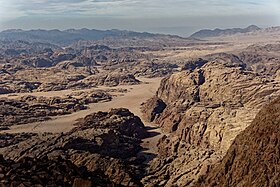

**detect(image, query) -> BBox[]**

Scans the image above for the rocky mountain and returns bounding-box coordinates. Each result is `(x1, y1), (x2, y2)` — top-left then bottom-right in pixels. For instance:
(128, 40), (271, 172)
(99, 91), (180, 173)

(141, 52), (280, 186)
(0, 29), (183, 46)
(197, 96), (280, 186)
(1, 26), (280, 186)
(190, 25), (261, 38)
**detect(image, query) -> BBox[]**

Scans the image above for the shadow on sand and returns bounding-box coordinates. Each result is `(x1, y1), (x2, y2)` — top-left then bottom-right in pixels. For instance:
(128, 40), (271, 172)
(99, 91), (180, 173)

(137, 125), (162, 164)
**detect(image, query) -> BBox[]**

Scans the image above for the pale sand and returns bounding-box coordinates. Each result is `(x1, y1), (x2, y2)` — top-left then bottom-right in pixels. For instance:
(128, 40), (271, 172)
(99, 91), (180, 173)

(2, 77), (164, 154)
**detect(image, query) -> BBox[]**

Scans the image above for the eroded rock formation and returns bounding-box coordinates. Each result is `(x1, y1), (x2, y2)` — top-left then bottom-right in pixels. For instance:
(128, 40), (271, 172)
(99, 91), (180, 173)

(0, 108), (148, 186)
(0, 155), (113, 187)
(141, 54), (280, 186)
(197, 96), (280, 187)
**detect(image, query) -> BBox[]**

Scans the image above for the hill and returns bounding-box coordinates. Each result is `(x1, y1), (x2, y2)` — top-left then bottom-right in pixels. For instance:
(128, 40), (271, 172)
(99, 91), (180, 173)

(190, 25), (261, 38)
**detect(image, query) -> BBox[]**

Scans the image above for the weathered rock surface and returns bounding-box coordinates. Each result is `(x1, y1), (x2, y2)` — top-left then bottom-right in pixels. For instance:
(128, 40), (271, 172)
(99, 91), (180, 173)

(141, 53), (280, 186)
(0, 155), (113, 187)
(0, 108), (148, 186)
(24, 57), (53, 67)
(141, 96), (167, 122)
(0, 133), (37, 148)
(197, 96), (280, 187)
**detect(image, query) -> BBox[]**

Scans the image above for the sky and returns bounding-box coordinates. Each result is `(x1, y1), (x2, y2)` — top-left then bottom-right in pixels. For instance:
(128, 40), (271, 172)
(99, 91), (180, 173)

(0, 0), (280, 36)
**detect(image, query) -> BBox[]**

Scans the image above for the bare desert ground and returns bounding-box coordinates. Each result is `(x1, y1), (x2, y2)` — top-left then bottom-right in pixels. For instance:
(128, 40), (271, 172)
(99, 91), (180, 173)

(1, 77), (164, 155)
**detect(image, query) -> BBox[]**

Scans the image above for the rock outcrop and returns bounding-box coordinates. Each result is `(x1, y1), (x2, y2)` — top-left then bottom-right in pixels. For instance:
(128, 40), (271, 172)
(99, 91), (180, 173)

(20, 57), (53, 67)
(197, 96), (280, 187)
(133, 62), (178, 78)
(141, 54), (280, 186)
(0, 155), (113, 187)
(141, 96), (167, 122)
(77, 73), (141, 87)
(0, 108), (148, 186)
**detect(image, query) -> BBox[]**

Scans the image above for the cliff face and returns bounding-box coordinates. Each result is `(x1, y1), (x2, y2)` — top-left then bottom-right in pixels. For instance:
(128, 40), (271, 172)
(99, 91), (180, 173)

(155, 56), (279, 151)
(141, 54), (280, 186)
(197, 96), (280, 187)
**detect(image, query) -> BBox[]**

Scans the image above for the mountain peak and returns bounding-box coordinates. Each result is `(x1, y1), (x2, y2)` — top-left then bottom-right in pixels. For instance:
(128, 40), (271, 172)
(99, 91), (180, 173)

(245, 25), (261, 31)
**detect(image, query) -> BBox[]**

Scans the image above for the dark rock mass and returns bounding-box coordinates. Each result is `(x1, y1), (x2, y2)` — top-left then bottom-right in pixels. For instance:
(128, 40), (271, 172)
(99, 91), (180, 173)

(141, 96), (166, 122)
(0, 108), (148, 186)
(0, 155), (114, 187)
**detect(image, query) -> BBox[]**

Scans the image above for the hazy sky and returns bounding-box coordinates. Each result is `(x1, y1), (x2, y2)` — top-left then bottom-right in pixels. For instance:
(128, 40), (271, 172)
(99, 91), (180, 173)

(0, 0), (280, 36)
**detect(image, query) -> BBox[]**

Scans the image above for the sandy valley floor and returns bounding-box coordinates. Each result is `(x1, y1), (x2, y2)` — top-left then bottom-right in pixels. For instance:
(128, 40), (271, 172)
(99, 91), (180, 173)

(1, 77), (164, 155)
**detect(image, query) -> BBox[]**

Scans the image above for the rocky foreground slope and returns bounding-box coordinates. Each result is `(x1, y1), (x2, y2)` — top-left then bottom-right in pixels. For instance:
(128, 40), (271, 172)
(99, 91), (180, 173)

(196, 96), (280, 187)
(141, 52), (280, 186)
(0, 155), (113, 187)
(0, 108), (148, 186)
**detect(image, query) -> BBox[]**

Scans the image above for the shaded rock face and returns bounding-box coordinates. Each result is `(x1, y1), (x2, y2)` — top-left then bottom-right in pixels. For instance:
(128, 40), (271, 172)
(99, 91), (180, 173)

(0, 87), (13, 94)
(20, 57), (53, 67)
(95, 55), (108, 62)
(51, 52), (76, 64)
(0, 155), (113, 187)
(182, 58), (208, 71)
(0, 108), (147, 186)
(204, 53), (246, 70)
(141, 96), (167, 122)
(197, 97), (280, 187)
(0, 133), (37, 148)
(141, 53), (280, 186)
(33, 58), (53, 67)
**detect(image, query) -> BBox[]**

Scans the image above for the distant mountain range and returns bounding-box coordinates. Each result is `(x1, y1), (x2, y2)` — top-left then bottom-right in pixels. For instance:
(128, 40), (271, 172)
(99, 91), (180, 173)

(0, 29), (182, 46)
(190, 25), (261, 38)
(0, 25), (269, 46)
